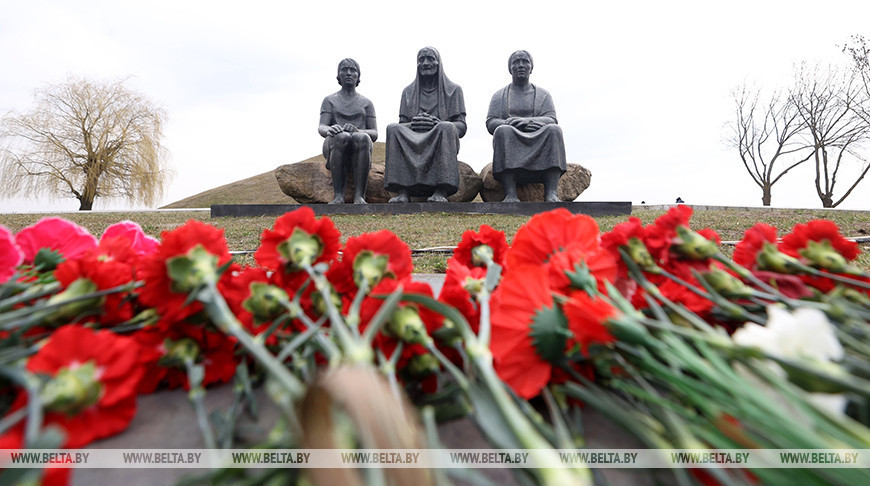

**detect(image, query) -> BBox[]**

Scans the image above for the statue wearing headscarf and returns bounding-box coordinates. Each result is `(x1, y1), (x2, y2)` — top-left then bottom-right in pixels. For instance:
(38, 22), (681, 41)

(486, 50), (566, 202)
(385, 47), (467, 202)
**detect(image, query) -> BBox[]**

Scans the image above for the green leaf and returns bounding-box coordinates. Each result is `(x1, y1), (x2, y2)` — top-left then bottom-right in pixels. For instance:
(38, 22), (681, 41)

(529, 304), (571, 365)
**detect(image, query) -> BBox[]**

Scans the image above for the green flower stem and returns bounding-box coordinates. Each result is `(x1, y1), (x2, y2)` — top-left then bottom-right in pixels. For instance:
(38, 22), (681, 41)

(276, 314), (339, 364)
(423, 341), (469, 391)
(287, 311), (341, 365)
(403, 292), (589, 483)
(471, 349), (591, 485)
(184, 359), (216, 450)
(198, 283), (305, 401)
(0, 282), (140, 331)
(303, 265), (373, 364)
(664, 267), (765, 324)
(476, 287), (492, 349)
(0, 366), (42, 446)
(0, 281), (61, 312)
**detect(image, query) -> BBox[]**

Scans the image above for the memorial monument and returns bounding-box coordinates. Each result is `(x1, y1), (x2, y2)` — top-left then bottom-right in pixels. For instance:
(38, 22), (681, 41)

(486, 50), (566, 202)
(318, 58), (378, 204)
(385, 47), (467, 203)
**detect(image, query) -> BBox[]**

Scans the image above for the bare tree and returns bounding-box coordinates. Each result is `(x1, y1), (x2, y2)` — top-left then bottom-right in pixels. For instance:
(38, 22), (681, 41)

(791, 63), (870, 208)
(0, 77), (170, 210)
(726, 84), (813, 206)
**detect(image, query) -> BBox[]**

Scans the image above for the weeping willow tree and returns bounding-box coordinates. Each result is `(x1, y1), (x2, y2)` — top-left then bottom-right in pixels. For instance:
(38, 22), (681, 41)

(0, 76), (171, 210)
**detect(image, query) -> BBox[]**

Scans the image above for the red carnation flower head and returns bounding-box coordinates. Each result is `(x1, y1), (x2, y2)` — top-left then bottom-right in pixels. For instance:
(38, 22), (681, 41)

(15, 217), (97, 268)
(779, 220), (860, 272)
(562, 291), (618, 356)
(361, 278), (439, 347)
(453, 225), (508, 267)
(507, 209), (617, 294)
(733, 223), (778, 270)
(101, 220), (159, 257)
(437, 258), (488, 333)
(52, 236), (140, 326)
(490, 264), (566, 399)
(642, 205), (693, 262)
(255, 207), (341, 278)
(9, 325), (144, 448)
(0, 224), (23, 284)
(138, 220), (232, 329)
(133, 320), (238, 393)
(331, 230), (412, 295)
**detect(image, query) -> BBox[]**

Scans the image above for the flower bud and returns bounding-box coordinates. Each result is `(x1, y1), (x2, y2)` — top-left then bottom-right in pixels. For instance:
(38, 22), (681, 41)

(462, 276), (485, 295)
(46, 277), (101, 322)
(310, 283), (342, 317)
(405, 353), (440, 377)
(606, 315), (650, 345)
(40, 361), (102, 414)
(470, 244), (494, 267)
(352, 251), (389, 289)
(701, 267), (754, 299)
(386, 306), (431, 345)
(159, 337), (201, 367)
(756, 242), (801, 274)
(674, 226), (718, 260)
(800, 240), (849, 273)
(277, 227), (323, 271)
(166, 245), (220, 292)
(625, 237), (659, 272)
(243, 282), (291, 322)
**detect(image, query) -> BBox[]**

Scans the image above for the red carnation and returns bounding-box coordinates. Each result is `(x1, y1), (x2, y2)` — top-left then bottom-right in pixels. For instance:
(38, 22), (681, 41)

(490, 265), (560, 399)
(437, 258), (487, 332)
(562, 291), (618, 356)
(254, 208), (340, 286)
(329, 230), (413, 296)
(137, 220), (233, 330)
(53, 235), (140, 326)
(0, 224), (23, 284)
(4, 325), (143, 448)
(15, 218), (97, 266)
(133, 320), (238, 393)
(643, 205), (693, 262)
(779, 220), (860, 274)
(733, 223), (778, 270)
(453, 225), (508, 267)
(507, 209), (617, 293)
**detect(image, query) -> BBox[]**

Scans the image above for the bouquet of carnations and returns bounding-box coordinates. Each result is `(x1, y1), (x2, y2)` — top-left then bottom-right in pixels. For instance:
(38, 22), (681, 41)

(1, 206), (868, 486)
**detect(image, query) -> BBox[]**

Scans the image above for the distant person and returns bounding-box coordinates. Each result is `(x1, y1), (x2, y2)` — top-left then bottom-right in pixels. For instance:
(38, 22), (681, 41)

(385, 47), (466, 203)
(318, 58), (378, 204)
(676, 197), (684, 204)
(486, 50), (566, 202)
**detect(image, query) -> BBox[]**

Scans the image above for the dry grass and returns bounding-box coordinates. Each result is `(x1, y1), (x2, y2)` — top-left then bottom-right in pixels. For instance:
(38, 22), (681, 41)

(2, 207), (869, 272)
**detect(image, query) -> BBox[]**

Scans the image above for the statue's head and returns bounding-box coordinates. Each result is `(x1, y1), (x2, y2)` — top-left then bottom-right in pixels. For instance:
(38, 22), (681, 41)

(416, 47), (440, 78)
(336, 58), (361, 87)
(508, 50), (533, 81)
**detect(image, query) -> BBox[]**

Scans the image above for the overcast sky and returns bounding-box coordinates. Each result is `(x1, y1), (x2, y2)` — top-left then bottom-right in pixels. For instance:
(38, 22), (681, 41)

(2, 0), (870, 212)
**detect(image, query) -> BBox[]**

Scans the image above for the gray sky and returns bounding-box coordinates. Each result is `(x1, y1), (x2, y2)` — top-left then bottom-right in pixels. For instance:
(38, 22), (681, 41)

(2, 0), (870, 212)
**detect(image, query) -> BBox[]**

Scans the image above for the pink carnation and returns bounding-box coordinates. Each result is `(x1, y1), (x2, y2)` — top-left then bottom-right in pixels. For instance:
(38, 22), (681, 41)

(0, 224), (24, 283)
(14, 217), (97, 265)
(102, 220), (159, 257)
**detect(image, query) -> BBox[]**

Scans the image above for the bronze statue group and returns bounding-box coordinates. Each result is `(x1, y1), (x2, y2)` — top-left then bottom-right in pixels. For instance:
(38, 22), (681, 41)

(318, 47), (566, 204)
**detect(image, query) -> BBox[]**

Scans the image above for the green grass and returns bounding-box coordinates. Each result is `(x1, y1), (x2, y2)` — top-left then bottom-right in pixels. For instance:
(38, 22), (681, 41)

(2, 208), (869, 272)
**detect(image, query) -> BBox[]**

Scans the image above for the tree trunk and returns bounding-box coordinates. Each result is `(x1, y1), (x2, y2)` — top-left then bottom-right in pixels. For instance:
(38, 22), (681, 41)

(78, 197), (93, 211)
(762, 187), (771, 206)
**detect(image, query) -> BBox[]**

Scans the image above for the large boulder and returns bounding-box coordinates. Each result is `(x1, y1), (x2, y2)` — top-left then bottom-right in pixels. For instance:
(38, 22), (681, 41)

(276, 157), (483, 203)
(479, 163), (592, 202)
(275, 162), (391, 203)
